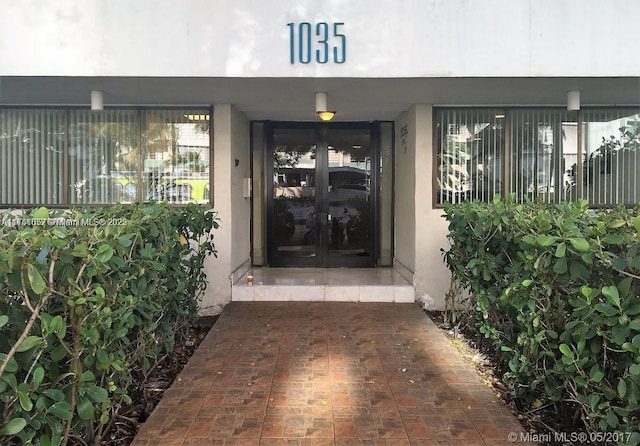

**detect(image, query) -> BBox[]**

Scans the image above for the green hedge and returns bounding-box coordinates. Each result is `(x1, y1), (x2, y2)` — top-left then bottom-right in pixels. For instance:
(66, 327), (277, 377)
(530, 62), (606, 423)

(442, 197), (640, 441)
(0, 203), (218, 445)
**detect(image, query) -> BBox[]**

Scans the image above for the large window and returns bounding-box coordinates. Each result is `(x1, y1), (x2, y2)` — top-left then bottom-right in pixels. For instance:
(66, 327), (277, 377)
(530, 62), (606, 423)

(0, 107), (211, 206)
(436, 107), (640, 207)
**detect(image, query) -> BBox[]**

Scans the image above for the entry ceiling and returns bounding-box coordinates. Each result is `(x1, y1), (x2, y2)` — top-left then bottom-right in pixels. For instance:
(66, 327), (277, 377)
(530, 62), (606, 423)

(1, 76), (638, 121)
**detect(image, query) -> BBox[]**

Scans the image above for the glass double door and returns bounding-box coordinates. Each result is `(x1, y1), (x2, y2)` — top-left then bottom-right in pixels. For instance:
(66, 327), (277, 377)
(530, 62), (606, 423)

(267, 123), (376, 267)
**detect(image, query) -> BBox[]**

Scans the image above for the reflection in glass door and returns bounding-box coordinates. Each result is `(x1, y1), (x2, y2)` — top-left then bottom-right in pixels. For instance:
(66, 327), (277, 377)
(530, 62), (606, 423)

(267, 123), (376, 267)
(270, 127), (318, 266)
(325, 127), (373, 266)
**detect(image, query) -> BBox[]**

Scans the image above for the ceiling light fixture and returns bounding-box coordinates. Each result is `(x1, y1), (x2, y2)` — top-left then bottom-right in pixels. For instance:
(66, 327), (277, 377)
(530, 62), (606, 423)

(315, 92), (335, 121)
(317, 111), (336, 121)
(91, 90), (104, 112)
(567, 90), (580, 111)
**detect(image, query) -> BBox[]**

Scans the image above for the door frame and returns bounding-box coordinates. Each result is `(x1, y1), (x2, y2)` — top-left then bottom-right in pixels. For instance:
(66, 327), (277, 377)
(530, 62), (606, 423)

(264, 121), (380, 267)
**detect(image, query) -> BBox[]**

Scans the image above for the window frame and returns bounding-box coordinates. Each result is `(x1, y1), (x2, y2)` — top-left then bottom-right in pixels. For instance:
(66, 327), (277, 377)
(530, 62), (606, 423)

(433, 106), (640, 209)
(0, 106), (214, 208)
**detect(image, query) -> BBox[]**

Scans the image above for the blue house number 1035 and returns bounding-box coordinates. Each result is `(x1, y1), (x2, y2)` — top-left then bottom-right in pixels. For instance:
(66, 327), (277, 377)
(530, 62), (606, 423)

(287, 22), (346, 64)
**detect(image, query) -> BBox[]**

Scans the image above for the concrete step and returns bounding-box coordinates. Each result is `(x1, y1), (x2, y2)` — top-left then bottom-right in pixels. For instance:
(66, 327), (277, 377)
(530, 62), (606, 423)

(232, 268), (414, 303)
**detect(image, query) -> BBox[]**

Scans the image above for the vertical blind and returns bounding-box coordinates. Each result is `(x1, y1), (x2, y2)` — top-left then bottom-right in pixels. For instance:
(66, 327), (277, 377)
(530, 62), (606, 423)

(142, 110), (210, 203)
(508, 109), (574, 204)
(581, 109), (640, 205)
(68, 109), (139, 205)
(436, 109), (505, 204)
(0, 109), (65, 205)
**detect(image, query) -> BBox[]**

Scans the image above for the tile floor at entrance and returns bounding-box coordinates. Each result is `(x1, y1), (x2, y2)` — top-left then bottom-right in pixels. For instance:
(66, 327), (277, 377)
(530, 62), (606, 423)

(232, 268), (415, 303)
(132, 302), (529, 445)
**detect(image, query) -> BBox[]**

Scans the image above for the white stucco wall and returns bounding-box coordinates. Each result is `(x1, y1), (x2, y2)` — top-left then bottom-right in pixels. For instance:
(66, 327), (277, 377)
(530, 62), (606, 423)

(229, 106), (251, 272)
(413, 105), (451, 309)
(2, 0), (639, 78)
(394, 104), (452, 310)
(393, 109), (416, 275)
(200, 104), (249, 315)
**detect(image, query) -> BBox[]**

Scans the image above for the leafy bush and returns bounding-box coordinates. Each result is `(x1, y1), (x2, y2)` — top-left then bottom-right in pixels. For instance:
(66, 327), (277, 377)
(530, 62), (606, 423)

(0, 203), (218, 445)
(442, 197), (640, 442)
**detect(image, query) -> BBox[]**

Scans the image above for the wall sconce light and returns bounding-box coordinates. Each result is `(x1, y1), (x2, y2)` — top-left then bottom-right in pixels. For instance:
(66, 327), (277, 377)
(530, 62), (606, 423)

(91, 90), (104, 111)
(315, 92), (335, 121)
(567, 90), (580, 111)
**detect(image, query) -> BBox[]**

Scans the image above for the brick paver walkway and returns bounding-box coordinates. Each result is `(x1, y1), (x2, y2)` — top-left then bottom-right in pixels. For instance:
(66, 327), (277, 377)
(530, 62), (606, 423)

(132, 302), (528, 445)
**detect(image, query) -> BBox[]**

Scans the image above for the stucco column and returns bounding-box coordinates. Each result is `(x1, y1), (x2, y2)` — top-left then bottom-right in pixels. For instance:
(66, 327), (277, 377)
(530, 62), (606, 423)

(199, 104), (250, 315)
(413, 104), (452, 310)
